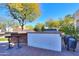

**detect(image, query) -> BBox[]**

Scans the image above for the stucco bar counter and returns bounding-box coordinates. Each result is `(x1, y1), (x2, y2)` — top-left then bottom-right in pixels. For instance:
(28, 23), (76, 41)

(27, 32), (62, 52)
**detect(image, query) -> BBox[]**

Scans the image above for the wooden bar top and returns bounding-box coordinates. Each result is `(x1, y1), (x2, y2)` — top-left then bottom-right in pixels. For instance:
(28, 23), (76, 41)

(5, 31), (27, 34)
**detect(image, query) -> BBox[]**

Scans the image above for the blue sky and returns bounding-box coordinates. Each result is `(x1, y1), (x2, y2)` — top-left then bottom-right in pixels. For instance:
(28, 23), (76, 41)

(0, 3), (79, 27)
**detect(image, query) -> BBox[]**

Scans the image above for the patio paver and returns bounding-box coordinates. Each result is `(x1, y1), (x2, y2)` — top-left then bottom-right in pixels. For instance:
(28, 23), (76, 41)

(0, 41), (79, 56)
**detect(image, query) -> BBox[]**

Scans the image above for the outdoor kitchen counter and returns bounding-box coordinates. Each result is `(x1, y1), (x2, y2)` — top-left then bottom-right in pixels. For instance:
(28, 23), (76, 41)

(27, 31), (62, 52)
(27, 31), (61, 34)
(5, 31), (27, 44)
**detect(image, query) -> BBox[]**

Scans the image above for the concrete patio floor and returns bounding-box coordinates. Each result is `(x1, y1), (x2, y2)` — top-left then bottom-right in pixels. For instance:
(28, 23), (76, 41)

(0, 41), (79, 56)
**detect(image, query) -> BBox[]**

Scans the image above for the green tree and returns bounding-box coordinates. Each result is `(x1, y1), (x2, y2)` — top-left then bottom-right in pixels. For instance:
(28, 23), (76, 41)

(34, 23), (45, 31)
(59, 15), (78, 38)
(24, 25), (34, 30)
(45, 19), (54, 29)
(0, 22), (5, 29)
(45, 18), (60, 29)
(51, 20), (60, 28)
(4, 20), (15, 27)
(59, 15), (74, 31)
(63, 15), (74, 25)
(7, 3), (40, 30)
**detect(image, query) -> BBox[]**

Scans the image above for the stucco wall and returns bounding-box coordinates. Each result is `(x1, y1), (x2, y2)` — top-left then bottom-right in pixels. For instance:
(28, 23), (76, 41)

(28, 32), (62, 52)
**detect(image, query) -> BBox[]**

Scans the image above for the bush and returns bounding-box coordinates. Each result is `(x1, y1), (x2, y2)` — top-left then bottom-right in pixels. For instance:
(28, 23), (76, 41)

(34, 23), (45, 32)
(59, 24), (79, 39)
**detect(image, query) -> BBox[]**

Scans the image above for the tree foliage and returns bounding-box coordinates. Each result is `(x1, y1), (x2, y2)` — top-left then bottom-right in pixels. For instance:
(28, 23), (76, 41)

(24, 25), (34, 30)
(59, 15), (78, 38)
(34, 23), (45, 31)
(7, 3), (40, 30)
(4, 20), (16, 27)
(63, 15), (74, 25)
(45, 19), (54, 29)
(0, 22), (5, 29)
(45, 19), (60, 29)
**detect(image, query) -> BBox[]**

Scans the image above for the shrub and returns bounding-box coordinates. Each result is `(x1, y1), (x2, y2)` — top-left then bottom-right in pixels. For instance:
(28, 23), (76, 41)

(59, 24), (79, 39)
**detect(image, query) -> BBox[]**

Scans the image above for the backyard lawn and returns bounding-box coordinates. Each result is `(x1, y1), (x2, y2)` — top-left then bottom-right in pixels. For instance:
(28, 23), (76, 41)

(0, 38), (8, 41)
